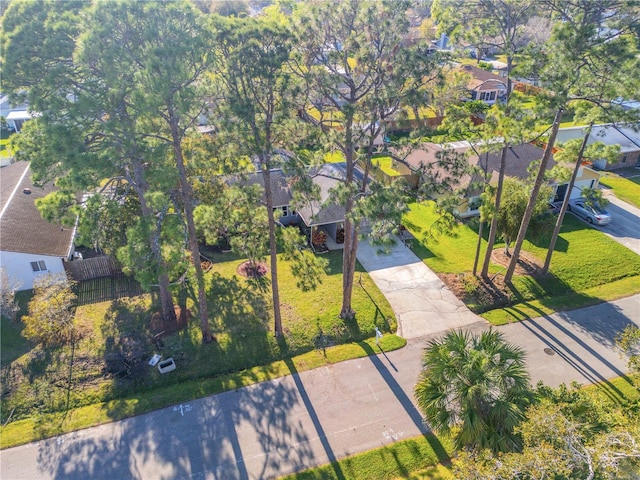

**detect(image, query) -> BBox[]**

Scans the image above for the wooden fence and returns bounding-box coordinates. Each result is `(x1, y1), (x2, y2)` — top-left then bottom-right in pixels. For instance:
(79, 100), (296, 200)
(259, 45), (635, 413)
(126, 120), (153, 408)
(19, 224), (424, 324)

(64, 256), (118, 282)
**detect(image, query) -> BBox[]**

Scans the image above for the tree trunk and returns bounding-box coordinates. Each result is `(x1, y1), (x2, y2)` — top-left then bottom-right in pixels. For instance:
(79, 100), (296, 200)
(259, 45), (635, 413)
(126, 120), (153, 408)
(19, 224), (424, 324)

(169, 113), (212, 343)
(472, 218), (484, 276)
(261, 160), (283, 337)
(340, 112), (358, 319)
(481, 146), (508, 277)
(131, 159), (176, 324)
(505, 107), (563, 283)
(542, 122), (593, 273)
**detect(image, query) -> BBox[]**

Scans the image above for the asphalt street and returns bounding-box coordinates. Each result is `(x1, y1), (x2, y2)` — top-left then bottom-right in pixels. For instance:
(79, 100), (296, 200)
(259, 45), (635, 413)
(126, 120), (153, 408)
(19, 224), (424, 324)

(2, 294), (638, 480)
(591, 193), (640, 255)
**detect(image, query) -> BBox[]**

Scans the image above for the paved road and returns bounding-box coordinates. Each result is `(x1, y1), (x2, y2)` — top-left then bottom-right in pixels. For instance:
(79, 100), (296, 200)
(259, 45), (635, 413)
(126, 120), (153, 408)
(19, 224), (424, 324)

(592, 192), (640, 255)
(2, 294), (638, 480)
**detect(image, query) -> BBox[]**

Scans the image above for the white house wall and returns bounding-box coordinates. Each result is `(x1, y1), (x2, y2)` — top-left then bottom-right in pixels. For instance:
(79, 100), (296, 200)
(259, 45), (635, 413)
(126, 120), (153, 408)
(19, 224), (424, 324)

(0, 251), (66, 291)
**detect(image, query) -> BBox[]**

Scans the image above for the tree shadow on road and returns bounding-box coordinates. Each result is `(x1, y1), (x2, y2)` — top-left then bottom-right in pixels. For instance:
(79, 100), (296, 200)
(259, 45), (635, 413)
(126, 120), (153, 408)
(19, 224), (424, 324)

(35, 365), (313, 480)
(508, 300), (636, 404)
(359, 343), (451, 467)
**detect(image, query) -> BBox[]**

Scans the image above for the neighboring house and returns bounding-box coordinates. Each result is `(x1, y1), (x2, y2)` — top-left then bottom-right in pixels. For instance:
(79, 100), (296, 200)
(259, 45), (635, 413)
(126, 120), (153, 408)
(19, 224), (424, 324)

(6, 108), (34, 133)
(458, 64), (508, 105)
(465, 143), (600, 215)
(556, 123), (640, 170)
(0, 161), (76, 290)
(384, 142), (601, 218)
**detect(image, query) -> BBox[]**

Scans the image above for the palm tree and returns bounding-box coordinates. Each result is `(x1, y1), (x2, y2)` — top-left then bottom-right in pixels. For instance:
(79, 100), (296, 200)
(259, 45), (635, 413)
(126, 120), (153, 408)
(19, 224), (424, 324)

(415, 329), (532, 453)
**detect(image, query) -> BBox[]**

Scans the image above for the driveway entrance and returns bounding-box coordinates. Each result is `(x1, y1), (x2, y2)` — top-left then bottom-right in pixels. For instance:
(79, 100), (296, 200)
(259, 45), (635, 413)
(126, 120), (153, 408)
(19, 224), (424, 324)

(356, 237), (486, 338)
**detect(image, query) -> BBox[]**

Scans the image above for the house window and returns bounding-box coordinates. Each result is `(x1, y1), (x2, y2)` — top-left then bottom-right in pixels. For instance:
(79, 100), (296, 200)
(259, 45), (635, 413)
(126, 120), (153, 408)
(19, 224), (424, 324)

(30, 260), (47, 272)
(274, 206), (295, 217)
(622, 155), (627, 164)
(489, 91), (496, 100)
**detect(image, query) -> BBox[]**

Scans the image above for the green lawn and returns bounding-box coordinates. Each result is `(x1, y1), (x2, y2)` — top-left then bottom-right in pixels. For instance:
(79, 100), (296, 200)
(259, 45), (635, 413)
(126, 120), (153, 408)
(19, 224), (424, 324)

(403, 201), (640, 322)
(599, 173), (640, 208)
(0, 137), (13, 157)
(280, 434), (454, 480)
(372, 155), (402, 177)
(1, 249), (399, 448)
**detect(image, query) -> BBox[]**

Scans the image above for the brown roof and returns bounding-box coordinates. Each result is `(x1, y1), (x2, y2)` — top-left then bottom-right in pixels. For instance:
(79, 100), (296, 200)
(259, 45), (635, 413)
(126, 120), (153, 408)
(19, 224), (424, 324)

(399, 142), (473, 190)
(0, 162), (75, 257)
(459, 64), (507, 92)
(469, 143), (555, 191)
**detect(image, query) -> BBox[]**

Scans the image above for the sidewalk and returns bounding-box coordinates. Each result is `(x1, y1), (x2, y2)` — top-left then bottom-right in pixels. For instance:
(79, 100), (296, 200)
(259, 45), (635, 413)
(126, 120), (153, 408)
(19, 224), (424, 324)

(356, 237), (486, 338)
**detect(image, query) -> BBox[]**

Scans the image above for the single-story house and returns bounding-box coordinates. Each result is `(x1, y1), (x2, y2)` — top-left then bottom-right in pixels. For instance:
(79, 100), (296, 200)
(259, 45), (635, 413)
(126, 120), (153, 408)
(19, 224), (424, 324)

(235, 162), (360, 250)
(464, 143), (600, 216)
(238, 168), (300, 226)
(295, 163), (360, 248)
(384, 141), (601, 218)
(458, 64), (508, 105)
(555, 123), (640, 170)
(0, 161), (76, 290)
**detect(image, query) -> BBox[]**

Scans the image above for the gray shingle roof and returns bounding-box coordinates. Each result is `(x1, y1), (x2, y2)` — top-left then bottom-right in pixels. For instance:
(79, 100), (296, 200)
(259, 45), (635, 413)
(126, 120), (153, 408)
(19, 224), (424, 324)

(0, 162), (75, 257)
(296, 163), (351, 227)
(235, 169), (293, 208)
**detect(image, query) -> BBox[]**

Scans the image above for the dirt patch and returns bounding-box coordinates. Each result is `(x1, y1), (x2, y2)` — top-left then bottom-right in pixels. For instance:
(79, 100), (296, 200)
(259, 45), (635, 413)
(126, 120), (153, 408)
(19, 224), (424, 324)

(437, 249), (545, 312)
(236, 261), (269, 279)
(149, 305), (191, 338)
(491, 248), (543, 276)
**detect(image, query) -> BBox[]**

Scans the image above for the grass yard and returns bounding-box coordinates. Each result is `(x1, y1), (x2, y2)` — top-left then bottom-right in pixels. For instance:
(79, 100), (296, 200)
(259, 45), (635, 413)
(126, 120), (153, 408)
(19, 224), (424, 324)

(403, 201), (640, 322)
(599, 173), (640, 208)
(371, 155), (402, 177)
(0, 137), (13, 157)
(280, 434), (454, 480)
(1, 249), (398, 448)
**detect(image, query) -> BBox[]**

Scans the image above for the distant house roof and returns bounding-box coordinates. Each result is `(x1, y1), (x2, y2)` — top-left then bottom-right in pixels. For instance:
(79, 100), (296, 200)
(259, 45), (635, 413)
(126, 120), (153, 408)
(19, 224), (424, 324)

(0, 162), (75, 257)
(400, 142), (473, 191)
(459, 64), (507, 92)
(556, 123), (640, 154)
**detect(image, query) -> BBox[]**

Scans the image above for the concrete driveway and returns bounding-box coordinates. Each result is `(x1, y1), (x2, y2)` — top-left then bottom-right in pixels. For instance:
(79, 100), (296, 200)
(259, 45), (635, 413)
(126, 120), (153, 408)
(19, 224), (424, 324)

(356, 237), (486, 339)
(585, 192), (640, 255)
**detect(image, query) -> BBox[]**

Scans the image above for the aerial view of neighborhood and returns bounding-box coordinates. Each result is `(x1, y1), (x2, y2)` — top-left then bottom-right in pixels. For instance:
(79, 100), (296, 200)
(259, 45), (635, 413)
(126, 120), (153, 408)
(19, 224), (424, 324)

(1, 0), (639, 478)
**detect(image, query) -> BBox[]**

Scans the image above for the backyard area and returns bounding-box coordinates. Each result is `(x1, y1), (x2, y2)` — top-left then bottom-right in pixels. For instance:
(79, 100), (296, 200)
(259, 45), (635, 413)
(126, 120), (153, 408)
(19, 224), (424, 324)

(403, 201), (640, 324)
(0, 249), (398, 448)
